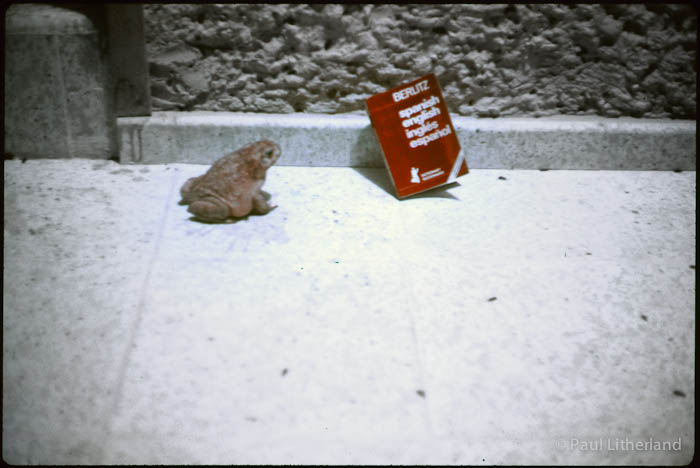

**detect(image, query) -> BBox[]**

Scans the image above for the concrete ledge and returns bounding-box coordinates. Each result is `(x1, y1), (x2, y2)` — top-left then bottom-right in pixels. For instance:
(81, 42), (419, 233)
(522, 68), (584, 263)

(118, 111), (696, 170)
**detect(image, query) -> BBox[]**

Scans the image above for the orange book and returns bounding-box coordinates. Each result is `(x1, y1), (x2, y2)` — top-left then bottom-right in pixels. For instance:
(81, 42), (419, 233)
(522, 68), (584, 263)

(366, 73), (468, 198)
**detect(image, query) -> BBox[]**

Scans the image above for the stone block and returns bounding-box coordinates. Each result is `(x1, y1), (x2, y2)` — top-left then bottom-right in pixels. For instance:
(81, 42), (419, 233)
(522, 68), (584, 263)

(4, 4), (116, 159)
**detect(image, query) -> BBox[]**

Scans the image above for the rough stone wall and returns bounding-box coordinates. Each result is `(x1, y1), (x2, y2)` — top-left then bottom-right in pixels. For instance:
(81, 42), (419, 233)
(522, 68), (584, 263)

(144, 4), (696, 119)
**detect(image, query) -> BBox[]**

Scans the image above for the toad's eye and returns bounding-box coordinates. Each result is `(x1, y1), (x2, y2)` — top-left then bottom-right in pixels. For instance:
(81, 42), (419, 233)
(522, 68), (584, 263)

(265, 149), (274, 156)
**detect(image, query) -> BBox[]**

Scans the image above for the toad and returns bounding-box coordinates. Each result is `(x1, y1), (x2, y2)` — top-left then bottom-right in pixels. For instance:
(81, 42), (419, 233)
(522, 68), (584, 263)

(180, 140), (281, 222)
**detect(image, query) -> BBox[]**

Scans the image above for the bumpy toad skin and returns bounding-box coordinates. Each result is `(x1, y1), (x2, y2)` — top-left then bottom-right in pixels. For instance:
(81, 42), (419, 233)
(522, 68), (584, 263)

(180, 140), (281, 222)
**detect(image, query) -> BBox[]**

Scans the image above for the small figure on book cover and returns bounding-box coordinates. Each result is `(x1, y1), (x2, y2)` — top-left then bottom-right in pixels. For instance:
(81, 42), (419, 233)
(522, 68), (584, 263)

(410, 167), (421, 183)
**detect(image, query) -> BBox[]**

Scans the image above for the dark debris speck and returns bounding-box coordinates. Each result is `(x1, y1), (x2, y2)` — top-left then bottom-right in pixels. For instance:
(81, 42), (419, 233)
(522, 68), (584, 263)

(673, 389), (686, 397)
(498, 176), (507, 180)
(281, 368), (288, 376)
(488, 297), (497, 302)
(640, 314), (648, 321)
(416, 390), (426, 398)
(690, 265), (695, 270)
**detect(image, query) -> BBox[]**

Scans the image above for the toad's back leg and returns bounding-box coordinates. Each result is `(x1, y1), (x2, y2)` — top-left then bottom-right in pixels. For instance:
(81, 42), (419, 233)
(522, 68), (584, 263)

(187, 198), (230, 222)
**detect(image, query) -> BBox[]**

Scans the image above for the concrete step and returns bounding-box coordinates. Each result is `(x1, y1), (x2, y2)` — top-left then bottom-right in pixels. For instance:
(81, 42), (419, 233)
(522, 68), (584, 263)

(118, 111), (696, 170)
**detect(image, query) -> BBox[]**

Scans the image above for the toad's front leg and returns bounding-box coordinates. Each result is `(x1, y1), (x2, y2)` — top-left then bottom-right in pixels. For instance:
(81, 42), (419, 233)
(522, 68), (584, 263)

(252, 190), (276, 215)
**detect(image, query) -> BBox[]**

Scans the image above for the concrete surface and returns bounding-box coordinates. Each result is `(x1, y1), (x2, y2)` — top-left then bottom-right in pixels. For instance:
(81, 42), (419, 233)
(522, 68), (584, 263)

(4, 4), (116, 160)
(143, 4), (697, 118)
(118, 112), (696, 171)
(3, 159), (695, 465)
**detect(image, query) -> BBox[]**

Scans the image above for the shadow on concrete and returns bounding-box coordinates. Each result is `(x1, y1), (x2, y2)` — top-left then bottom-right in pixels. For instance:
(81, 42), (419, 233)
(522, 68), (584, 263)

(351, 167), (395, 197)
(349, 125), (384, 167)
(404, 182), (461, 200)
(350, 122), (461, 200)
(184, 208), (277, 225)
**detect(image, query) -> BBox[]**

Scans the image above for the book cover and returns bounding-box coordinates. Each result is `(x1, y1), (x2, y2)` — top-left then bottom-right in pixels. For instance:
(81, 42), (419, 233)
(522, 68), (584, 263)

(366, 73), (468, 198)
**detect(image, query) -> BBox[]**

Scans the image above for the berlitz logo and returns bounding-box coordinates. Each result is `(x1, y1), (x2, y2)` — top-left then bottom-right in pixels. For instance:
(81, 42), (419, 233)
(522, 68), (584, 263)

(410, 167), (420, 183)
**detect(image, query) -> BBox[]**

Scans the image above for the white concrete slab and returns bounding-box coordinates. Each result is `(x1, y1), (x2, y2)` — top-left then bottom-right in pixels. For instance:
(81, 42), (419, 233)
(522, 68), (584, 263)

(3, 159), (178, 463)
(369, 169), (695, 465)
(3, 161), (695, 464)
